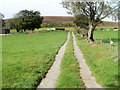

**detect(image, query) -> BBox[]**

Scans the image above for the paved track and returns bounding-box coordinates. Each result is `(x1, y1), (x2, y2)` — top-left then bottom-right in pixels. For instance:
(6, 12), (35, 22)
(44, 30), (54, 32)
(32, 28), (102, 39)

(37, 32), (70, 88)
(72, 32), (103, 88)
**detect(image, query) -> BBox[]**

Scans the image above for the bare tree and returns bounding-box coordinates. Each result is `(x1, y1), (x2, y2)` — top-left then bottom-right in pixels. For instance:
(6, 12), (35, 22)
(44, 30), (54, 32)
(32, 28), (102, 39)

(62, 1), (118, 43)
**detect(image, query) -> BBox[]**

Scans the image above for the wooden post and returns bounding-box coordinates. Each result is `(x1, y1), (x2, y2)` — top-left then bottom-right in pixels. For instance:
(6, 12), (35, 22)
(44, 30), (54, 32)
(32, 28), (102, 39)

(110, 37), (112, 51)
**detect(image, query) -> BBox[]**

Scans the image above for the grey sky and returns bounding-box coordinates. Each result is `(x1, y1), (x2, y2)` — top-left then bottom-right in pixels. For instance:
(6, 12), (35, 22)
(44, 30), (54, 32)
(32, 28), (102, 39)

(0, 0), (72, 19)
(0, 0), (115, 22)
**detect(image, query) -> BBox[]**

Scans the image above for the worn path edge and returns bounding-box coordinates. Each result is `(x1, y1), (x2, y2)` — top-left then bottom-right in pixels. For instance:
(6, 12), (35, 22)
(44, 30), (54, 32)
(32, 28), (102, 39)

(37, 32), (70, 88)
(72, 32), (103, 88)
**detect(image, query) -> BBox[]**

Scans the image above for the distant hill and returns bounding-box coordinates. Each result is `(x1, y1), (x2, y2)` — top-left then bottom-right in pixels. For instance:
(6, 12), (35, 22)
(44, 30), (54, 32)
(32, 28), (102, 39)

(43, 16), (73, 23)
(5, 16), (118, 27)
(98, 21), (118, 27)
(43, 16), (118, 27)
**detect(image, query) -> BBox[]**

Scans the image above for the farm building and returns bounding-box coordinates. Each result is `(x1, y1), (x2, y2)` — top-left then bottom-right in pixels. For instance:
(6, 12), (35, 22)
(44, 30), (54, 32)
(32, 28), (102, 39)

(0, 28), (10, 34)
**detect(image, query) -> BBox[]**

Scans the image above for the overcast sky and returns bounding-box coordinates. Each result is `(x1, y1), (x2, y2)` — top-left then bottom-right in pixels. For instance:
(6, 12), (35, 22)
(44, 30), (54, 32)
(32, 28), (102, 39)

(0, 0), (115, 22)
(0, 0), (73, 19)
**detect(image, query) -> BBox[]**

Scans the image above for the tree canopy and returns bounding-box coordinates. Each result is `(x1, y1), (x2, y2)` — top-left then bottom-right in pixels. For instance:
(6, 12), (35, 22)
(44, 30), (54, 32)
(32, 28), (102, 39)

(14, 10), (43, 32)
(73, 14), (88, 28)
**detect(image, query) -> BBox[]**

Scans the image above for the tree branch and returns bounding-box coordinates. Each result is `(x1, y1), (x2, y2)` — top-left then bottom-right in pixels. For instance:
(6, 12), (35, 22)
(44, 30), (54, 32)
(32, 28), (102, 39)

(96, 2), (104, 19)
(100, 6), (118, 19)
(86, 2), (95, 15)
(82, 8), (89, 17)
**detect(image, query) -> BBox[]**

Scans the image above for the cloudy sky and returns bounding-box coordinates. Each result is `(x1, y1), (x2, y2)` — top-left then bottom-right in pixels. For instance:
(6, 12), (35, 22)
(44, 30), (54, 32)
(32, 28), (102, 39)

(0, 0), (115, 22)
(0, 0), (72, 19)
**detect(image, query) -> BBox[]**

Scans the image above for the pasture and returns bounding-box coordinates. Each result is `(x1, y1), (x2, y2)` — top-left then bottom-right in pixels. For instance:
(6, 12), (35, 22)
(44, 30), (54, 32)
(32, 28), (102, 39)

(74, 28), (119, 88)
(2, 30), (67, 88)
(0, 35), (2, 89)
(1, 27), (119, 88)
(95, 26), (117, 31)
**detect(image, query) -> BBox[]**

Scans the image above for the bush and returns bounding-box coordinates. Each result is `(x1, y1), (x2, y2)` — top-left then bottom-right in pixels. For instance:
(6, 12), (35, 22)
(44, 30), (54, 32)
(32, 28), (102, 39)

(75, 27), (88, 38)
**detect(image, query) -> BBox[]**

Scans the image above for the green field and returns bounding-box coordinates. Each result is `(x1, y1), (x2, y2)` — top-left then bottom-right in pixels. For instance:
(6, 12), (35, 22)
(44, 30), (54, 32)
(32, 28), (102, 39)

(95, 26), (116, 31)
(74, 29), (118, 88)
(2, 31), (67, 88)
(0, 36), (2, 89)
(2, 27), (119, 88)
(55, 33), (85, 88)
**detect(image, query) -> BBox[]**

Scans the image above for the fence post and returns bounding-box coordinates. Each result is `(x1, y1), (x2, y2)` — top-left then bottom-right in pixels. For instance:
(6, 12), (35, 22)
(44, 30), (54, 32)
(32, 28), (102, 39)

(110, 37), (112, 51)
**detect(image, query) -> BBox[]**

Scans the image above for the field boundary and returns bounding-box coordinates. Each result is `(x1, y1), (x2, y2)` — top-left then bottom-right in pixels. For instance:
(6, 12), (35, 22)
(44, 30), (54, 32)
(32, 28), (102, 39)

(37, 32), (70, 88)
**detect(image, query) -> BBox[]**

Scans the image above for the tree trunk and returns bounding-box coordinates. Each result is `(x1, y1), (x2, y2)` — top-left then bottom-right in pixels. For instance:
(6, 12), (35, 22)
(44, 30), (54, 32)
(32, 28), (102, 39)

(16, 29), (20, 32)
(87, 24), (96, 43)
(24, 29), (26, 32)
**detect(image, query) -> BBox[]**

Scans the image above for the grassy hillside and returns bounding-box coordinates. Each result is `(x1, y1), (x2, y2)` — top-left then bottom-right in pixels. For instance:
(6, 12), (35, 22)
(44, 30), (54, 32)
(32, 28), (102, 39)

(43, 16), (118, 27)
(43, 16), (73, 23)
(98, 21), (118, 27)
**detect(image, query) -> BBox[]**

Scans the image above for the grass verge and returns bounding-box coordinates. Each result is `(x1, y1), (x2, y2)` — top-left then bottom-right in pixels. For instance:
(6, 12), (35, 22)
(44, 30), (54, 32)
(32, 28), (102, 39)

(0, 35), (2, 89)
(55, 32), (85, 88)
(2, 31), (67, 88)
(74, 29), (118, 88)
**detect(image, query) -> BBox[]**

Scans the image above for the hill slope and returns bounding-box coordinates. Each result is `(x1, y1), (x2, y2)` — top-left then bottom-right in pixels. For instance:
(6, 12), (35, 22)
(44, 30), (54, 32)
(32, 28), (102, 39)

(5, 16), (118, 27)
(43, 16), (73, 22)
(43, 16), (118, 27)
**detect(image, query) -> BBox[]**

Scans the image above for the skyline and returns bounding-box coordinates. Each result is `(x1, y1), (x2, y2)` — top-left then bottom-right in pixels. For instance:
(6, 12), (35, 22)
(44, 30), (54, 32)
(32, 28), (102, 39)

(0, 0), (116, 22)
(0, 0), (72, 19)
